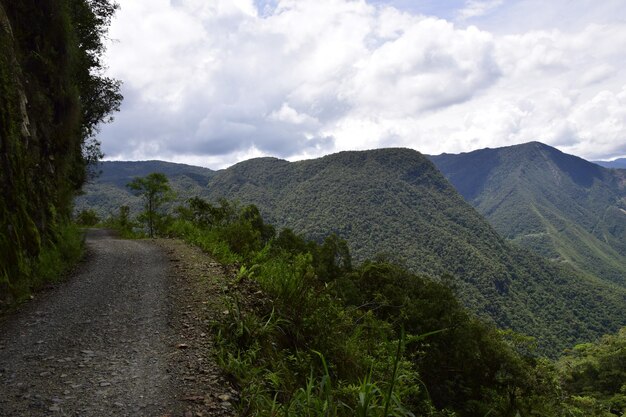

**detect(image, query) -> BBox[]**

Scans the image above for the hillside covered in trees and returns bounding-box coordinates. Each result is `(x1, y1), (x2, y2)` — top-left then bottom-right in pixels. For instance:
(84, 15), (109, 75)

(78, 149), (626, 355)
(201, 148), (625, 355)
(152, 191), (626, 416)
(0, 0), (121, 304)
(75, 160), (215, 217)
(3, 1), (625, 415)
(430, 142), (626, 286)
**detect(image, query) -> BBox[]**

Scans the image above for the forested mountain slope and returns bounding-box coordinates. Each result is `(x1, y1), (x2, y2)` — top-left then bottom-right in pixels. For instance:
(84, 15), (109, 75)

(75, 161), (214, 217)
(200, 148), (625, 354)
(80, 149), (626, 354)
(429, 142), (626, 286)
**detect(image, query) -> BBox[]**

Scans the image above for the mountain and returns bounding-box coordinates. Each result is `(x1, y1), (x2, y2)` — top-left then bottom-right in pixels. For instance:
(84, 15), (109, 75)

(78, 149), (626, 355)
(75, 161), (214, 217)
(593, 158), (626, 169)
(429, 142), (626, 286)
(202, 149), (625, 354)
(95, 160), (214, 187)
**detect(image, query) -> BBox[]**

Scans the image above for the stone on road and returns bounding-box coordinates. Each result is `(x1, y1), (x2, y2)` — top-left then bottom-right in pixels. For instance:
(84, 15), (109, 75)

(0, 229), (182, 416)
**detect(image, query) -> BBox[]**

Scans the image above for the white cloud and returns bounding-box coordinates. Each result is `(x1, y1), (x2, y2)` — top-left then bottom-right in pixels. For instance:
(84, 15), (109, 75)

(457, 0), (503, 20)
(563, 87), (626, 158)
(339, 19), (499, 117)
(581, 64), (616, 86)
(269, 103), (319, 125)
(99, 0), (626, 167)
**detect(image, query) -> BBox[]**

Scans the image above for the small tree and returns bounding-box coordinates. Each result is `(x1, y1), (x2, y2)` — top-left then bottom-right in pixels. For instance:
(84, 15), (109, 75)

(127, 173), (172, 237)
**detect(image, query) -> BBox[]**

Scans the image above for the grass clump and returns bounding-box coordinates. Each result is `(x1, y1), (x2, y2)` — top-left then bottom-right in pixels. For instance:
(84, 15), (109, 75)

(32, 222), (84, 288)
(1, 221), (84, 311)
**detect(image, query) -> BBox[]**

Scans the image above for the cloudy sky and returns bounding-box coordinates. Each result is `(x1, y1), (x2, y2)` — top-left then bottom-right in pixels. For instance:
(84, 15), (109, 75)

(100, 0), (626, 168)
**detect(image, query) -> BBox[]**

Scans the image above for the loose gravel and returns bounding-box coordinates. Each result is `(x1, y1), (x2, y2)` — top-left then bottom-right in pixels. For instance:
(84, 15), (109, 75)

(0, 229), (237, 417)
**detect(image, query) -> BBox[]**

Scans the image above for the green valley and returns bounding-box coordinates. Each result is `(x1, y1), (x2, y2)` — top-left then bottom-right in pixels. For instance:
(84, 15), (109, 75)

(3, 0), (625, 414)
(430, 142), (626, 286)
(77, 148), (626, 356)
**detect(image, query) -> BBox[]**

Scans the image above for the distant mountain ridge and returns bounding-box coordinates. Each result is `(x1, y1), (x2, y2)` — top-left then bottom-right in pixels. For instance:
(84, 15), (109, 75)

(429, 142), (626, 286)
(77, 160), (214, 216)
(77, 146), (626, 355)
(95, 160), (214, 187)
(593, 158), (626, 169)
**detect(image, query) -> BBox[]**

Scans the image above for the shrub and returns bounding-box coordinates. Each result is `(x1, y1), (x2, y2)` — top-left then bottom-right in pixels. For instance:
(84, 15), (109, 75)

(75, 208), (100, 226)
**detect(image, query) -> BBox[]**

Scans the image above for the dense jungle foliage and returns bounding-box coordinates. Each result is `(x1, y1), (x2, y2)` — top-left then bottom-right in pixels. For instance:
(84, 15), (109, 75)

(0, 0), (121, 304)
(110, 190), (624, 416)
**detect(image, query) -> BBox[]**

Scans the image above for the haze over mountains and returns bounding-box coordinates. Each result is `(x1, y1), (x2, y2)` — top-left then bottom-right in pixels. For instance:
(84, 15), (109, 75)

(77, 142), (626, 355)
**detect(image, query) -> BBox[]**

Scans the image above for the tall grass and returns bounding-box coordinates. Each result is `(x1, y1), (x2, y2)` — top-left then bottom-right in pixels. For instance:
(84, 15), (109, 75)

(168, 219), (242, 264)
(2, 221), (84, 308)
(32, 222), (84, 288)
(209, 250), (425, 416)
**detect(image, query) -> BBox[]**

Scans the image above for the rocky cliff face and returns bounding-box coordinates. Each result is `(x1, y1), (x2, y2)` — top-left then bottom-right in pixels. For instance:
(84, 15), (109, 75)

(0, 3), (40, 301)
(0, 0), (105, 302)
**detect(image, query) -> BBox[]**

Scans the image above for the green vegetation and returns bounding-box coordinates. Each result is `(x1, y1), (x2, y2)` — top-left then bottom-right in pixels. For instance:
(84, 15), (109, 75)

(99, 205), (144, 239)
(0, 0), (121, 303)
(75, 208), (100, 226)
(76, 150), (626, 356)
(75, 160), (214, 218)
(430, 142), (626, 286)
(557, 328), (626, 416)
(200, 149), (626, 356)
(127, 173), (174, 237)
(1, 222), (85, 311)
(31, 223), (84, 290)
(165, 196), (626, 416)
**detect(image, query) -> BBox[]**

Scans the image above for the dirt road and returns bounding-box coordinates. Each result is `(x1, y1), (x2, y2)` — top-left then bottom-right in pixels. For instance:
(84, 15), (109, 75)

(0, 229), (235, 416)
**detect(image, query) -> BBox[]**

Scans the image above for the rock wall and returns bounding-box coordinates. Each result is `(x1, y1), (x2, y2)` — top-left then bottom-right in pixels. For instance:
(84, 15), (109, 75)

(0, 1), (83, 302)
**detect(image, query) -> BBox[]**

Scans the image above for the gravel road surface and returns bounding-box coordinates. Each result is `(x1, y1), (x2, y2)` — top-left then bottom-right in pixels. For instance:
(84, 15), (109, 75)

(0, 229), (191, 416)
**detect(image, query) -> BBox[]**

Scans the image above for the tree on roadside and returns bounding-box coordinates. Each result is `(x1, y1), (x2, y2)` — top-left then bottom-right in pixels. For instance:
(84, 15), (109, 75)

(127, 173), (173, 237)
